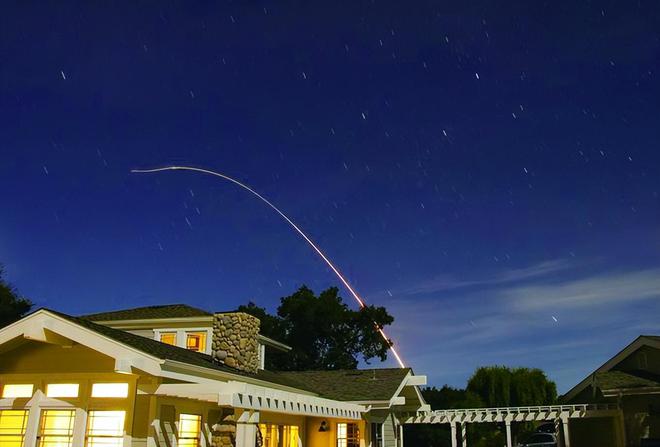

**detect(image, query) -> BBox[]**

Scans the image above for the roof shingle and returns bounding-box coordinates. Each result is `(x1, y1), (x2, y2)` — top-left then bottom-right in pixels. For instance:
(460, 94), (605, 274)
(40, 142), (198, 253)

(272, 368), (411, 401)
(82, 304), (211, 321)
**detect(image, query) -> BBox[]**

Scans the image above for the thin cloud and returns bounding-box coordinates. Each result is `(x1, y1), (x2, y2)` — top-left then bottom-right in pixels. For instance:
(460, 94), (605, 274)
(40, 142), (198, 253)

(506, 268), (660, 311)
(389, 258), (575, 297)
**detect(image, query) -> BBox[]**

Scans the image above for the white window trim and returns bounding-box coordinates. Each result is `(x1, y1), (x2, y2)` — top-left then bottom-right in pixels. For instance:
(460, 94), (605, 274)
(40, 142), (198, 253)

(153, 328), (213, 355)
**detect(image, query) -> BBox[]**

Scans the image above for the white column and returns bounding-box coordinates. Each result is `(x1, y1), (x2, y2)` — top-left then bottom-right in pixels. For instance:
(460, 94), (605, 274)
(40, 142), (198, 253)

(554, 418), (562, 447)
(562, 417), (571, 447)
(72, 408), (87, 446)
(235, 410), (260, 447)
(23, 406), (41, 447)
(461, 422), (467, 447)
(505, 421), (512, 447)
(450, 422), (458, 447)
(398, 424), (404, 447)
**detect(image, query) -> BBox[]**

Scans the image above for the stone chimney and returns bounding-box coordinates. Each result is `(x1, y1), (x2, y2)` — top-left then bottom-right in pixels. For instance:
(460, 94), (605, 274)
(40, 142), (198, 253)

(212, 312), (260, 373)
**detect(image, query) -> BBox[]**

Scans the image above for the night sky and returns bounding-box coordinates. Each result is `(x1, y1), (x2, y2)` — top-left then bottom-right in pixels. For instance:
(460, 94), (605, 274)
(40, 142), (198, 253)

(2, 1), (660, 392)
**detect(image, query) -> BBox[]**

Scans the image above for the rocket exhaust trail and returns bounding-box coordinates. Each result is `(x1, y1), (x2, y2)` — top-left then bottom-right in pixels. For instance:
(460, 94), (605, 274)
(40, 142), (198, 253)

(131, 165), (406, 368)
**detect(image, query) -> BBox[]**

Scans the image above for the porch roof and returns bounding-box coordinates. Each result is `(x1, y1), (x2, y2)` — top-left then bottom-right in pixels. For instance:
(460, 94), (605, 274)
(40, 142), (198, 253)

(272, 368), (412, 401)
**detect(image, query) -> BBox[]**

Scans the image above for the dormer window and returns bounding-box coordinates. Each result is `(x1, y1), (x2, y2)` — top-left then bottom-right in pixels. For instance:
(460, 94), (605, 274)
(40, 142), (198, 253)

(160, 332), (177, 346)
(186, 332), (207, 353)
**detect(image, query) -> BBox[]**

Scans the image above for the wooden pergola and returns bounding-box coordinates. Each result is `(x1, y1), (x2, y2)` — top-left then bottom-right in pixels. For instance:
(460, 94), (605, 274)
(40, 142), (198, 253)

(401, 403), (623, 447)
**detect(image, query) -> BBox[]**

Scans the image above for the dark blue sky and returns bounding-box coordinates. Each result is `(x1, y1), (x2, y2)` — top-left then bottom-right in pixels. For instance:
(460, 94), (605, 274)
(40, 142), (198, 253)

(2, 1), (660, 391)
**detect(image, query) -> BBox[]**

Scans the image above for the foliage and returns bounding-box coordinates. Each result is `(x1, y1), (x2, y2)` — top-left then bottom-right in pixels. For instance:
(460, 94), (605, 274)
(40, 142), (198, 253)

(0, 266), (32, 328)
(467, 366), (557, 407)
(405, 368), (558, 447)
(238, 285), (394, 370)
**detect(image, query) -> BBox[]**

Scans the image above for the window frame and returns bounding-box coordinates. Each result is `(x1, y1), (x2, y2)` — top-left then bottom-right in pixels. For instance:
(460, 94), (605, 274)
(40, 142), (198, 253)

(153, 328), (212, 354)
(0, 409), (30, 447)
(38, 408), (76, 447)
(337, 422), (360, 447)
(177, 413), (202, 447)
(85, 409), (126, 447)
(1, 383), (35, 399)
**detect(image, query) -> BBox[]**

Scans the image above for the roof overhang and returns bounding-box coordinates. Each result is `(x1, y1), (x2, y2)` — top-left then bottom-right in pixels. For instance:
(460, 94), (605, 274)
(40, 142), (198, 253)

(564, 336), (660, 402)
(154, 381), (365, 420)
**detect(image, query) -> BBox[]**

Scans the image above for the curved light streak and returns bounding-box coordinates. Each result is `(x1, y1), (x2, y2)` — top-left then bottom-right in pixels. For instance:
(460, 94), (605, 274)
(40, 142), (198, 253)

(132, 165), (406, 368)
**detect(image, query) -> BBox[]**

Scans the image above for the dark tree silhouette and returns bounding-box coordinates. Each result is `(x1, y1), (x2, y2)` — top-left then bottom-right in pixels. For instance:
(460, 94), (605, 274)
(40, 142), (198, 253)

(239, 285), (394, 370)
(0, 265), (32, 328)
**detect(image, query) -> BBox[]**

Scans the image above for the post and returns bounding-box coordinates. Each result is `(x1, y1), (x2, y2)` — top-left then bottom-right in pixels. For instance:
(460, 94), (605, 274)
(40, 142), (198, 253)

(399, 424), (404, 447)
(235, 410), (259, 447)
(450, 422), (458, 447)
(461, 422), (467, 447)
(561, 417), (571, 447)
(505, 421), (512, 447)
(554, 418), (563, 447)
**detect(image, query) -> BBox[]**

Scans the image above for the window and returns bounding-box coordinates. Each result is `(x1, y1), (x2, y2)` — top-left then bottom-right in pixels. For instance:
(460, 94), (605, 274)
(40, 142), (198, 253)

(258, 424), (279, 447)
(2, 384), (34, 398)
(160, 332), (177, 346)
(39, 409), (75, 447)
(0, 410), (29, 447)
(370, 423), (383, 447)
(178, 414), (202, 447)
(281, 425), (299, 447)
(86, 410), (125, 447)
(91, 383), (129, 398)
(185, 332), (207, 352)
(337, 423), (359, 447)
(638, 352), (649, 370)
(46, 384), (79, 398)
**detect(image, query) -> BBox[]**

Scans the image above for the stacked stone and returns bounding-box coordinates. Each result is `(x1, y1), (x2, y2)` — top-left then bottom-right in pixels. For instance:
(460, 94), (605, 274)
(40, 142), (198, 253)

(211, 409), (236, 447)
(212, 312), (261, 373)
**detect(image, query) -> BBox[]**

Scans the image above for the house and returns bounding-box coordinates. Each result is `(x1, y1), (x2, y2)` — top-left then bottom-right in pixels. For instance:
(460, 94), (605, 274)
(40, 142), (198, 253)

(0, 304), (428, 447)
(564, 335), (660, 447)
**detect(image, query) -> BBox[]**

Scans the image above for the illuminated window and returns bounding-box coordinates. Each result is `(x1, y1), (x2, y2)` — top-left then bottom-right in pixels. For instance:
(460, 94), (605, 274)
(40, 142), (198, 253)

(39, 410), (75, 447)
(2, 384), (34, 398)
(160, 332), (177, 346)
(282, 425), (299, 447)
(337, 423), (359, 447)
(185, 332), (207, 352)
(178, 414), (201, 447)
(46, 384), (79, 398)
(258, 424), (279, 447)
(0, 410), (29, 447)
(91, 383), (129, 398)
(86, 411), (125, 447)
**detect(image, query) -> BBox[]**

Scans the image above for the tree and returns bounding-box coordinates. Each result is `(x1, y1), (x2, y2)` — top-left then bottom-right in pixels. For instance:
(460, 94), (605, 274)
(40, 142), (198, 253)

(238, 285), (394, 370)
(467, 366), (557, 407)
(0, 266), (32, 328)
(405, 368), (558, 447)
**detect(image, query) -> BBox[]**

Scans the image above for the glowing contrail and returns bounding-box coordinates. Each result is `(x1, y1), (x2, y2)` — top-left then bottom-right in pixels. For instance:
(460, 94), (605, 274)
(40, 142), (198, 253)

(131, 165), (406, 368)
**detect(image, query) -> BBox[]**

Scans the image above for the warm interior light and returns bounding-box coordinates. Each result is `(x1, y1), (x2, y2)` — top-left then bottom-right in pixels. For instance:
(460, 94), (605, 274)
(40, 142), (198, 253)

(160, 332), (177, 346)
(282, 425), (299, 447)
(46, 384), (79, 398)
(186, 332), (207, 352)
(91, 383), (129, 398)
(86, 410), (125, 447)
(1, 384), (34, 398)
(39, 409), (75, 446)
(178, 414), (202, 447)
(0, 410), (29, 447)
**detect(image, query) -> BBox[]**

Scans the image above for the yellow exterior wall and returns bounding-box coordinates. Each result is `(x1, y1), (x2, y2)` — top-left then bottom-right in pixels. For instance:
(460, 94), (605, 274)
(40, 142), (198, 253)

(306, 416), (367, 447)
(0, 341), (115, 373)
(0, 340), (140, 441)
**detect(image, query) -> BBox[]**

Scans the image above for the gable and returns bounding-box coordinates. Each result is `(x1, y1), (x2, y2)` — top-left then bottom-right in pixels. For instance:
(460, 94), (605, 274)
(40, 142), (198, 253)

(0, 339), (116, 374)
(564, 335), (660, 402)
